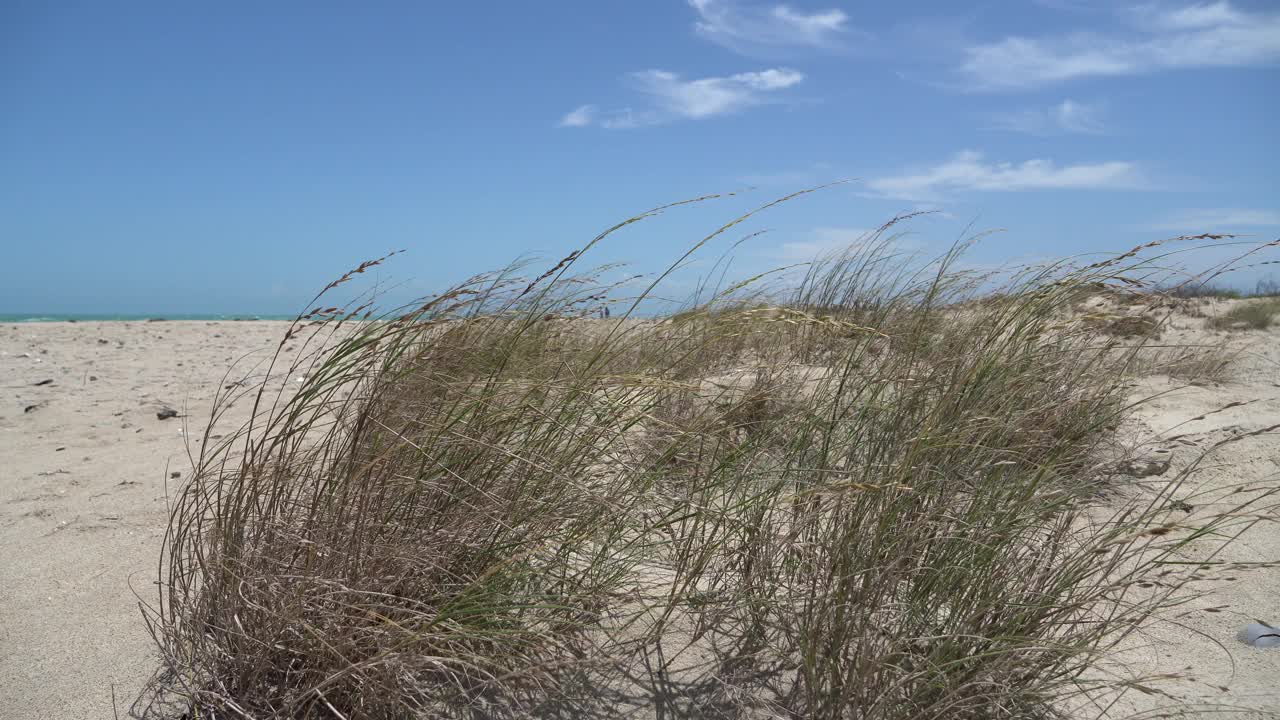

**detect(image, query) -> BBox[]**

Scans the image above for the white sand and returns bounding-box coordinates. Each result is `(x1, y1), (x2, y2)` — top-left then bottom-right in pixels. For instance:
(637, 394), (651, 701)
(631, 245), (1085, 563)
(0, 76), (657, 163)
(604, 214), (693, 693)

(1, 311), (1276, 719)
(1096, 303), (1280, 718)
(1, 321), (291, 719)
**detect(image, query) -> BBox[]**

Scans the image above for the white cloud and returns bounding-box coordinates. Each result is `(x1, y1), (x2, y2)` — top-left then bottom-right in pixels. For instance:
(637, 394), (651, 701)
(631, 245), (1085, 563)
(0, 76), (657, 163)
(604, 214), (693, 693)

(558, 105), (598, 128)
(990, 99), (1105, 134)
(560, 68), (804, 129)
(634, 68), (802, 118)
(598, 109), (650, 130)
(1140, 1), (1245, 30)
(961, 1), (1280, 89)
(866, 150), (1145, 201)
(1148, 208), (1280, 231)
(689, 0), (851, 54)
(1051, 98), (1105, 132)
(776, 227), (874, 261)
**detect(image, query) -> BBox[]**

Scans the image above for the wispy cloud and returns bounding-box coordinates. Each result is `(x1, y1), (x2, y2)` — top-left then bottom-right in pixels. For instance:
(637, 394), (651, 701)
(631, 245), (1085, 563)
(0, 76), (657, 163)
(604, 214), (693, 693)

(1147, 208), (1280, 231)
(989, 99), (1106, 135)
(1141, 1), (1247, 30)
(866, 150), (1145, 201)
(689, 0), (852, 54)
(961, 1), (1280, 90)
(559, 68), (804, 129)
(558, 105), (598, 128)
(775, 227), (874, 261)
(634, 68), (804, 117)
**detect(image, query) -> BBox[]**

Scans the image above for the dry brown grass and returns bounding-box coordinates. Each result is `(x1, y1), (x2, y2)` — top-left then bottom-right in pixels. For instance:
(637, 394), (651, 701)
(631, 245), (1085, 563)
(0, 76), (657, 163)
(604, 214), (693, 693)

(1207, 297), (1280, 331)
(136, 202), (1275, 719)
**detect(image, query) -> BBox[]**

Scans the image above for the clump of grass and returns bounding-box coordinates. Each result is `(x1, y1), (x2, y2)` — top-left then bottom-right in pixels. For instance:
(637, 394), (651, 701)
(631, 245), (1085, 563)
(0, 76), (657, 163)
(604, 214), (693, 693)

(1149, 343), (1237, 384)
(1207, 297), (1280, 330)
(1086, 313), (1162, 339)
(139, 200), (1271, 719)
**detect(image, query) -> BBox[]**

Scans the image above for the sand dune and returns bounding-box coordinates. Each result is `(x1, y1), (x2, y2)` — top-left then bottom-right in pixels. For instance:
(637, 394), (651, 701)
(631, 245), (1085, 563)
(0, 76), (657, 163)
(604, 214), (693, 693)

(1, 310), (1276, 719)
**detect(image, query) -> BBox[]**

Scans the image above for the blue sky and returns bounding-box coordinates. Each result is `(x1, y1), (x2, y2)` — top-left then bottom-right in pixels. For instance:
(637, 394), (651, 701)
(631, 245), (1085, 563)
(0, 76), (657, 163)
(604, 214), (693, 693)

(2, 0), (1278, 314)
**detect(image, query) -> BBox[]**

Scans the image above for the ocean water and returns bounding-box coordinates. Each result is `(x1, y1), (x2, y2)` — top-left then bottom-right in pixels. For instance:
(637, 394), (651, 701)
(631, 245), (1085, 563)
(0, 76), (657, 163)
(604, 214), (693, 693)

(0, 313), (294, 323)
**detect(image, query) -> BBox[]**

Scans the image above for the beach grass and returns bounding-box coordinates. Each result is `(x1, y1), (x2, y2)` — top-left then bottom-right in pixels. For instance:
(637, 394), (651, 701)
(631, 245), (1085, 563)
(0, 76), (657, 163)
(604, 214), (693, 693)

(1207, 297), (1280, 331)
(138, 200), (1274, 719)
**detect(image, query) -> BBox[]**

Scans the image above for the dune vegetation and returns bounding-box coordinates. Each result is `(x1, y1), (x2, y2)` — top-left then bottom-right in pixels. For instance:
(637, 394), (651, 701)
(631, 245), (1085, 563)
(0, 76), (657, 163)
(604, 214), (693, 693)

(1207, 297), (1280, 331)
(138, 198), (1274, 719)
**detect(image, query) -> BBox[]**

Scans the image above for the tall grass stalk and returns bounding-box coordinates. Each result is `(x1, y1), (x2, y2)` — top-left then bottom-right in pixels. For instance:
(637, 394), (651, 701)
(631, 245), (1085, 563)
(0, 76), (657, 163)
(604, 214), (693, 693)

(140, 200), (1274, 719)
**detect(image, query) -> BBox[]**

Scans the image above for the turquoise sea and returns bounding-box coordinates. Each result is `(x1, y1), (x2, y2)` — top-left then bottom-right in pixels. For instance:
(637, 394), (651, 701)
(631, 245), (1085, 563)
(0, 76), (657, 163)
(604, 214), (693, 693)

(0, 313), (294, 323)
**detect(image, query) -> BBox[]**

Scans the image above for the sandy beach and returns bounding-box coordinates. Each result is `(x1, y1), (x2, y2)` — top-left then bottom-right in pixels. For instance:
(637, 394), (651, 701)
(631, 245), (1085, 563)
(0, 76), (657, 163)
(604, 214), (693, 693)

(6, 0), (1278, 715)
(1, 311), (1277, 718)
(1097, 304), (1280, 717)
(1, 321), (291, 719)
